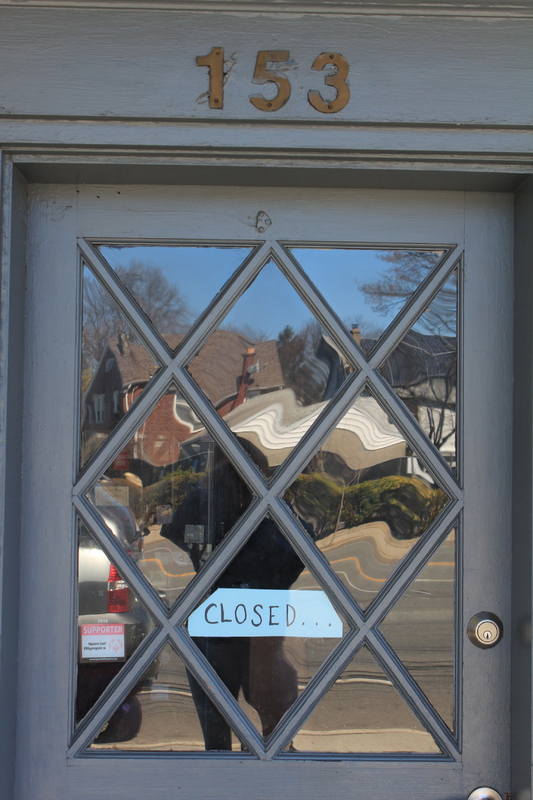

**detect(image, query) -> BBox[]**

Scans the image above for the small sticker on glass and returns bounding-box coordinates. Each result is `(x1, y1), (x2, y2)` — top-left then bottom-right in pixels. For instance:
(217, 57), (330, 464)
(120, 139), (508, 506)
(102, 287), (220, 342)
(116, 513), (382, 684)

(80, 623), (125, 662)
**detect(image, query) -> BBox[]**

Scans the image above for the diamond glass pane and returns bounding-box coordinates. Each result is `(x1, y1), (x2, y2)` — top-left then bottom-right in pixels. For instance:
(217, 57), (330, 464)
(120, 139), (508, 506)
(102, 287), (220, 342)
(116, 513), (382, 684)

(381, 268), (458, 473)
(86, 388), (253, 609)
(380, 529), (456, 731)
(186, 518), (348, 745)
(284, 388), (451, 610)
(88, 642), (249, 752)
(187, 260), (353, 479)
(80, 263), (161, 469)
(291, 644), (441, 754)
(99, 245), (253, 351)
(288, 248), (446, 354)
(76, 520), (156, 726)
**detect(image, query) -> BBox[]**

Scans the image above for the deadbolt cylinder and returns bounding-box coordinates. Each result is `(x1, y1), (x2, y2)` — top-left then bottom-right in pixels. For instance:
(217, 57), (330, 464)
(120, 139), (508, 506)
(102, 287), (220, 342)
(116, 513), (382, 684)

(467, 612), (503, 649)
(467, 788), (503, 800)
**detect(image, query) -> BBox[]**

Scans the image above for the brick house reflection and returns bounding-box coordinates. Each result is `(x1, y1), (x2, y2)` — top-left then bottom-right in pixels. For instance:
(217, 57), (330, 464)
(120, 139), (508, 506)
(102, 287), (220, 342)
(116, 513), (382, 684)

(81, 326), (456, 473)
(80, 332), (285, 469)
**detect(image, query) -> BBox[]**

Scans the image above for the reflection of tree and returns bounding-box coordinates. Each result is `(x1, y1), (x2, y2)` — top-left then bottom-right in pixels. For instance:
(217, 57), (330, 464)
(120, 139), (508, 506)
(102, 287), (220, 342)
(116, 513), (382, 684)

(360, 251), (454, 335)
(286, 471), (447, 540)
(276, 321), (325, 405)
(360, 251), (457, 460)
(140, 468), (204, 526)
(393, 337), (457, 454)
(82, 262), (190, 380)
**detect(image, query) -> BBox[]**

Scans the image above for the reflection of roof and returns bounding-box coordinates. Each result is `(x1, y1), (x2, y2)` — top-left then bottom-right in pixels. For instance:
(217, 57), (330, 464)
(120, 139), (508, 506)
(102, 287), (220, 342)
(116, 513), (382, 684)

(108, 333), (284, 404)
(188, 335), (283, 406)
(251, 340), (286, 391)
(107, 337), (158, 385)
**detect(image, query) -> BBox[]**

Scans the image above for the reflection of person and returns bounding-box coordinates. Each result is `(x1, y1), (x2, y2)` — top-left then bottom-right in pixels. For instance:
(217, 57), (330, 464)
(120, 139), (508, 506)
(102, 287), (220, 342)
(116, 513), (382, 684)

(162, 447), (304, 749)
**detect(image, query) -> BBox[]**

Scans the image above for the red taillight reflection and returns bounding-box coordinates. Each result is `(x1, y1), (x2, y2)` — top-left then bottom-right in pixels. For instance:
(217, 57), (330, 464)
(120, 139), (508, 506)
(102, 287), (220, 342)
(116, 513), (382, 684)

(107, 564), (130, 613)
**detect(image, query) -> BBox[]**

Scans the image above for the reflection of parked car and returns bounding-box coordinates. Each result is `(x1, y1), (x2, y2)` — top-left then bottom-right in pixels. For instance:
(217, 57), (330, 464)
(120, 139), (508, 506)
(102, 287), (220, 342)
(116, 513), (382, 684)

(76, 487), (156, 743)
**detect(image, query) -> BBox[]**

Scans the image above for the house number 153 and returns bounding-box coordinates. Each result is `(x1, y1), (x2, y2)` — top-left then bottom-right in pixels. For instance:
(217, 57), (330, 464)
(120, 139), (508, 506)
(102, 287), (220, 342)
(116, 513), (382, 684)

(196, 48), (350, 113)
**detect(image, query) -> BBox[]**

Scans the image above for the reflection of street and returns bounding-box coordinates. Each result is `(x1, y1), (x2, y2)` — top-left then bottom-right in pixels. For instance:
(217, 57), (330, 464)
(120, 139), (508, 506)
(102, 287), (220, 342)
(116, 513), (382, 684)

(128, 524), (453, 753)
(92, 645), (235, 752)
(294, 534), (454, 752)
(313, 521), (415, 607)
(93, 536), (453, 753)
(380, 533), (455, 731)
(138, 527), (196, 608)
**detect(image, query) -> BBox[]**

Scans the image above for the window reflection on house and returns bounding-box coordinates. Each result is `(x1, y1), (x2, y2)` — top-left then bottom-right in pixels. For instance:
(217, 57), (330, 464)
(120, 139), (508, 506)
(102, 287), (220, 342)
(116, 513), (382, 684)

(81, 314), (455, 609)
(80, 254), (456, 751)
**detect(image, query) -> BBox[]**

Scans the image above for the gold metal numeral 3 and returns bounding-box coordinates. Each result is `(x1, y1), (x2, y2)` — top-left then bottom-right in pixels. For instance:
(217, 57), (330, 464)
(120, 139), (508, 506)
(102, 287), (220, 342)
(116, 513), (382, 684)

(308, 52), (350, 113)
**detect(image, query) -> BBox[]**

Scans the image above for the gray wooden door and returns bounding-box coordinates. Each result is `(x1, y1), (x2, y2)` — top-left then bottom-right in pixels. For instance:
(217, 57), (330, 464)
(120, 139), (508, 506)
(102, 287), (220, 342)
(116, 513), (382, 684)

(16, 185), (512, 800)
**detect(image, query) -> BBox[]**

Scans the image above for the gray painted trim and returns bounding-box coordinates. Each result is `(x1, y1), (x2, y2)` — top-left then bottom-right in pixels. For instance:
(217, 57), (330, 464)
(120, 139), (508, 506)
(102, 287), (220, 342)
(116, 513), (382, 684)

(0, 0), (532, 16)
(11, 161), (530, 194)
(512, 175), (533, 800)
(0, 158), (27, 800)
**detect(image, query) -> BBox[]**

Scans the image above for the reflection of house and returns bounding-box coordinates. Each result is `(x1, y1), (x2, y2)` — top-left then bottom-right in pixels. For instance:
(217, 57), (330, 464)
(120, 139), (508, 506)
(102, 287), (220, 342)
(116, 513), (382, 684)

(81, 332), (285, 467)
(82, 326), (456, 473)
(325, 326), (457, 466)
(375, 331), (457, 465)
(188, 335), (284, 414)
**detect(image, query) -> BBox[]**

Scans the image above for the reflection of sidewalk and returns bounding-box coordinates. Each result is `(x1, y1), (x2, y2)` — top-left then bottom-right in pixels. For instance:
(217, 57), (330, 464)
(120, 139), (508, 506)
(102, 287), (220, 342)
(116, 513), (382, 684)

(293, 727), (437, 753)
(318, 521), (414, 565)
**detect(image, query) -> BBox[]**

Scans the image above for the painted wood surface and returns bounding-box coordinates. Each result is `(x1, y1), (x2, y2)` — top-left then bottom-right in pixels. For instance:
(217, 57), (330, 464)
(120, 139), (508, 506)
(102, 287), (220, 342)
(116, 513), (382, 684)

(511, 176), (533, 800)
(0, 9), (530, 127)
(13, 184), (513, 799)
(1, 0), (532, 15)
(0, 160), (27, 800)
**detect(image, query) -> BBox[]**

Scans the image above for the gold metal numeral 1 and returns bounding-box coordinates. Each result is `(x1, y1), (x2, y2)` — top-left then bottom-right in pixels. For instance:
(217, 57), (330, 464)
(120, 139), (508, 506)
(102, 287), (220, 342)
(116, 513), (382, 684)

(250, 50), (291, 112)
(196, 47), (224, 109)
(308, 52), (350, 113)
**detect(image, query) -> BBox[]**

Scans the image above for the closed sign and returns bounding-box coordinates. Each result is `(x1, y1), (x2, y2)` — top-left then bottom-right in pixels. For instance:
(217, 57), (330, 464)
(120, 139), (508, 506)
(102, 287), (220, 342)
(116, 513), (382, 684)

(188, 589), (343, 637)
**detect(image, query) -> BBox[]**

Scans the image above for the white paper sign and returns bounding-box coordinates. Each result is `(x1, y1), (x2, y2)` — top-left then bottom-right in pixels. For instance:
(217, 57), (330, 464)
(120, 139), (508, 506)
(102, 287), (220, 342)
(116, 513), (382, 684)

(95, 485), (130, 507)
(80, 623), (125, 661)
(188, 589), (342, 638)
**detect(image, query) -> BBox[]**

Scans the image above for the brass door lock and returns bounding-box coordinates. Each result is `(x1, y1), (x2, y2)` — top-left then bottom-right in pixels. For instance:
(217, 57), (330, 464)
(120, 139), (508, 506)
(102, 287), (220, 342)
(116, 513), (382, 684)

(467, 612), (504, 649)
(467, 788), (503, 800)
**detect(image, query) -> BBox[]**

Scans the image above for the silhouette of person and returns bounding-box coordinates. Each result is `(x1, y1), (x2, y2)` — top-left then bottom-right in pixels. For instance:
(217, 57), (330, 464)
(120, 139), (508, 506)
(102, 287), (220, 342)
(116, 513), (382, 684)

(162, 445), (303, 749)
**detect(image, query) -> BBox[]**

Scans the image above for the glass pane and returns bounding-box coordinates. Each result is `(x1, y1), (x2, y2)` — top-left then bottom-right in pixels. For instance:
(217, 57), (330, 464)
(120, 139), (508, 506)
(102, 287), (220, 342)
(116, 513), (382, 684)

(86, 391), (254, 609)
(288, 248), (446, 354)
(88, 642), (249, 752)
(291, 644), (441, 754)
(187, 260), (353, 479)
(380, 530), (456, 731)
(76, 520), (156, 726)
(284, 388), (450, 610)
(186, 518), (348, 745)
(381, 268), (458, 472)
(99, 245), (253, 349)
(81, 264), (160, 469)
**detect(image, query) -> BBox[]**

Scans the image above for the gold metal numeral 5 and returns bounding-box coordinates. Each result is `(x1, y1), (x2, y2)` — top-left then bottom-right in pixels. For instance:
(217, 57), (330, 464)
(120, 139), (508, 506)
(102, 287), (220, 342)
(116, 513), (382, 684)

(196, 47), (224, 109)
(308, 52), (350, 113)
(250, 50), (291, 112)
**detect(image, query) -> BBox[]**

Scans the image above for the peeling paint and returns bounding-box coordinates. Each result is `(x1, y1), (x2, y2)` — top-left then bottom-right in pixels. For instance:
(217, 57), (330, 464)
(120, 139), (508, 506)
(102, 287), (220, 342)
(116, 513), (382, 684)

(196, 51), (237, 105)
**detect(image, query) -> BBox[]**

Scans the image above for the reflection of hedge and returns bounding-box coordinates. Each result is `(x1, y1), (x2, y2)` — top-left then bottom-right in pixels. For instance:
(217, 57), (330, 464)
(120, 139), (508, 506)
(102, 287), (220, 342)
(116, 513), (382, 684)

(143, 469), (205, 523)
(286, 473), (447, 540)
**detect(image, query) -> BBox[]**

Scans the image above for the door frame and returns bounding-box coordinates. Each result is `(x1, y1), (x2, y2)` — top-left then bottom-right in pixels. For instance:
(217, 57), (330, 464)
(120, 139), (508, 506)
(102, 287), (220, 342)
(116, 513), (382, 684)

(0, 176), (518, 799)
